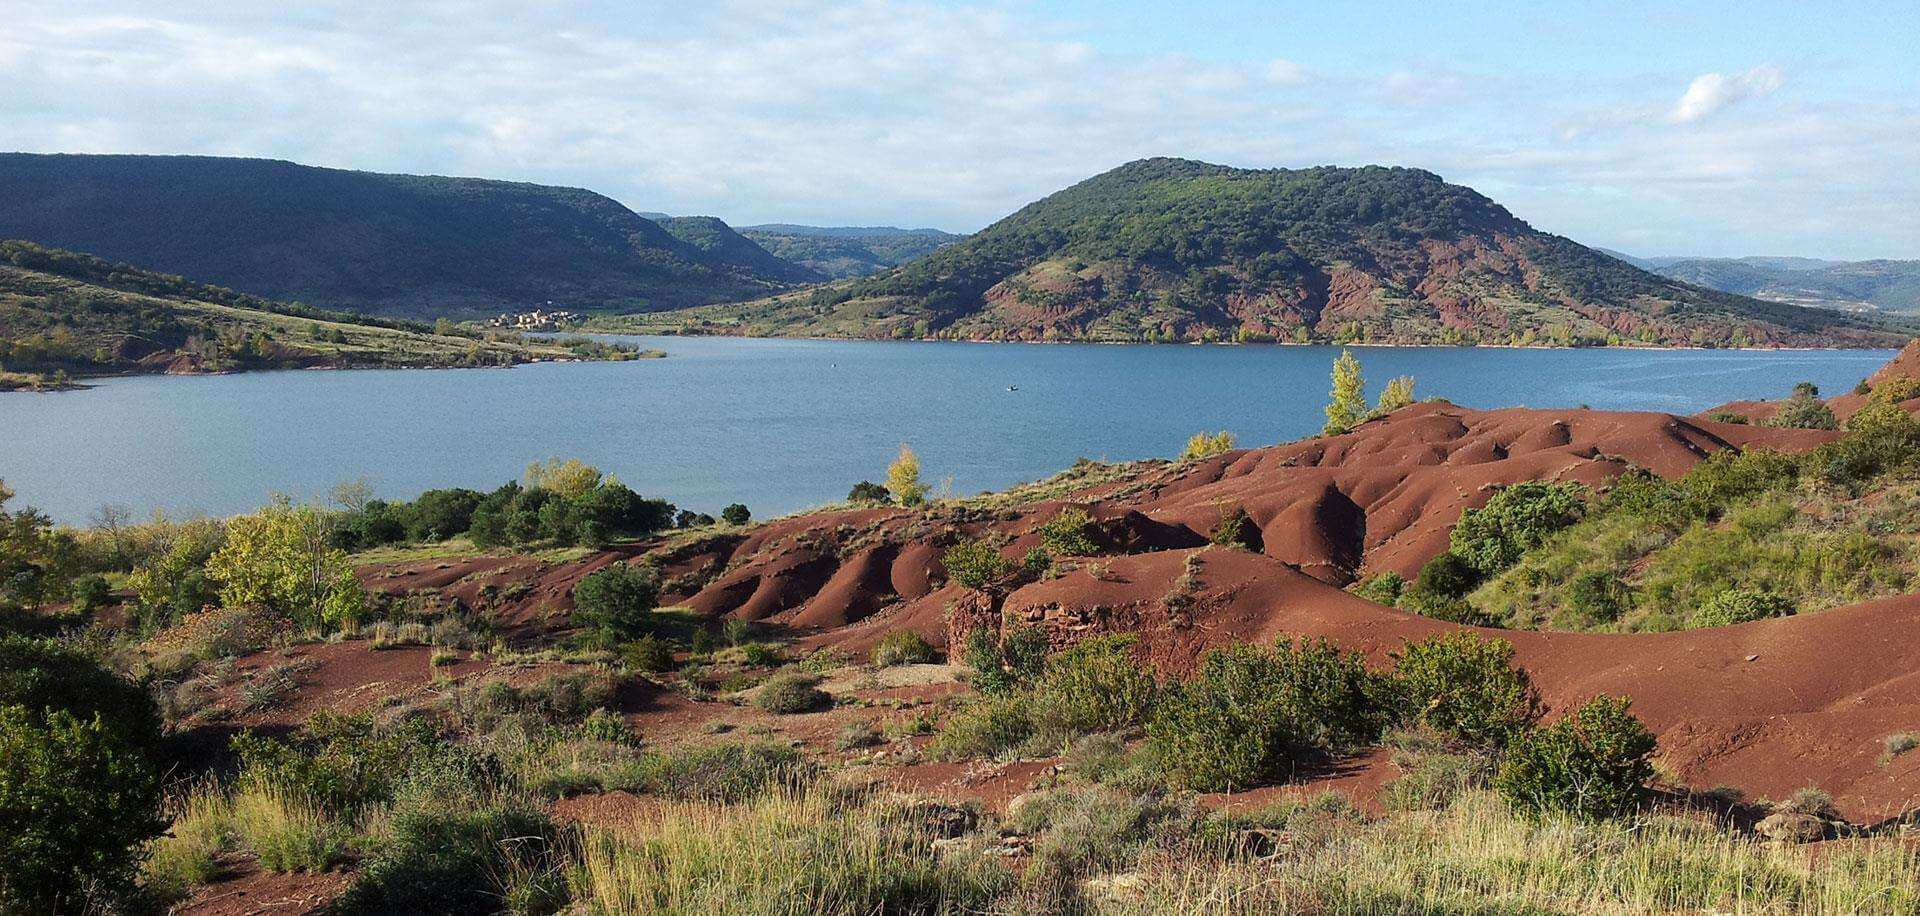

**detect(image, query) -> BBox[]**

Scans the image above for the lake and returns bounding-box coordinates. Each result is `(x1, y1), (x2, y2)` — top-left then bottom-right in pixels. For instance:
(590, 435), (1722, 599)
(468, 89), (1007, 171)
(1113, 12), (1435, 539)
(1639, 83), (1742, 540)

(0, 338), (1895, 525)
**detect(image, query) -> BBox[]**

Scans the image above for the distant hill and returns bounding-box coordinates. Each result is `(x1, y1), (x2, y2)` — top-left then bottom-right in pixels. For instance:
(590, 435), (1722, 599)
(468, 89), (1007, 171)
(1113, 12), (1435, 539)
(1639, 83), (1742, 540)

(1607, 253), (1920, 315)
(738, 225), (962, 279)
(0, 153), (809, 319)
(656, 216), (824, 283)
(0, 241), (638, 390)
(632, 159), (1912, 348)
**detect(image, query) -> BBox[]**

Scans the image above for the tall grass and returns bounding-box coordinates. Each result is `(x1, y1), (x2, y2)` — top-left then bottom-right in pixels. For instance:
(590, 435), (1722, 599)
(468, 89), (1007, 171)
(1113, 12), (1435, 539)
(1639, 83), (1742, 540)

(568, 785), (1919, 916)
(569, 788), (1012, 914)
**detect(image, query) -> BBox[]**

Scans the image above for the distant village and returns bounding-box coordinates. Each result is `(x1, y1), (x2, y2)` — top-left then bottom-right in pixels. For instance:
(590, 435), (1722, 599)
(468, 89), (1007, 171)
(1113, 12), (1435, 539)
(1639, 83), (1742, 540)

(483, 306), (579, 331)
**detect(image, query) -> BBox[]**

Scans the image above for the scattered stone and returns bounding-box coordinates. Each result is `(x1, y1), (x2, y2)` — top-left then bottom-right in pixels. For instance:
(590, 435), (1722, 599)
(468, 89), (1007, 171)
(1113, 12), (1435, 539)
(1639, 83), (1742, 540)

(1756, 812), (1828, 843)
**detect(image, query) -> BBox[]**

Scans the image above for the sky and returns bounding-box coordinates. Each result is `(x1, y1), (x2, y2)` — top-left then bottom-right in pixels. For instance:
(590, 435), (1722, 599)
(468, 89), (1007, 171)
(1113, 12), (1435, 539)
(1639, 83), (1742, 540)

(2, 0), (1916, 259)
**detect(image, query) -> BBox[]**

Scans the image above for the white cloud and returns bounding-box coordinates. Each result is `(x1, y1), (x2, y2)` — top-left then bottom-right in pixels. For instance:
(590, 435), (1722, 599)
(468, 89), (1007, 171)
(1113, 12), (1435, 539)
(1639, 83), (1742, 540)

(1670, 65), (1785, 124)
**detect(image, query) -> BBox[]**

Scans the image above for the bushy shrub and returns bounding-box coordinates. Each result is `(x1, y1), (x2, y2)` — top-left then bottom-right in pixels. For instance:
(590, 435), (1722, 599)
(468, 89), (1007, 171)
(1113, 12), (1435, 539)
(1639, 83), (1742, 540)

(1450, 482), (1589, 576)
(232, 712), (484, 817)
(1030, 635), (1157, 735)
(622, 634), (676, 673)
(872, 630), (938, 667)
(1680, 448), (1798, 511)
(942, 540), (1015, 589)
(1209, 505), (1258, 549)
(739, 641), (783, 667)
(1689, 588), (1794, 628)
(721, 503), (751, 526)
(1405, 550), (1480, 605)
(1565, 569), (1629, 623)
(401, 487), (483, 541)
(69, 573), (112, 611)
(1180, 430), (1237, 461)
(571, 563), (659, 645)
(755, 672), (832, 714)
(1765, 389), (1838, 430)
(0, 705), (165, 911)
(0, 635), (163, 748)
(847, 481), (891, 505)
(334, 801), (569, 915)
(628, 741), (815, 801)
(1495, 695), (1656, 820)
(1149, 639), (1392, 791)
(961, 626), (1049, 694)
(1037, 507), (1100, 557)
(1350, 571), (1405, 605)
(1816, 403), (1920, 490)
(1703, 410), (1750, 425)
(1392, 632), (1542, 749)
(929, 690), (1036, 761)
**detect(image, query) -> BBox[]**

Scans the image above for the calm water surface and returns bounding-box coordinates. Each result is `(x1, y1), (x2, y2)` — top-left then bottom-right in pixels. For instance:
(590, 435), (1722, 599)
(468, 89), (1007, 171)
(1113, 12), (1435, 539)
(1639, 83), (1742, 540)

(0, 338), (1894, 524)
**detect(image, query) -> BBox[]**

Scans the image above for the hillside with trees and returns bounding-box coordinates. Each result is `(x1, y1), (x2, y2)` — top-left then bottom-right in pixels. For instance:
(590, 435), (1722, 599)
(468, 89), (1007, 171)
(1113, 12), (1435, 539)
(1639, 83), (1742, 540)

(656, 217), (824, 283)
(638, 159), (1913, 348)
(0, 154), (811, 319)
(738, 225), (963, 279)
(0, 241), (644, 390)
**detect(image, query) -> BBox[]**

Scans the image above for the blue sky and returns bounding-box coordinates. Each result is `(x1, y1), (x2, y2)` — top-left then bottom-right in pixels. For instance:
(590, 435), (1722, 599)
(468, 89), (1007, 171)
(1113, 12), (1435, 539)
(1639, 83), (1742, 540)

(2, 0), (1916, 258)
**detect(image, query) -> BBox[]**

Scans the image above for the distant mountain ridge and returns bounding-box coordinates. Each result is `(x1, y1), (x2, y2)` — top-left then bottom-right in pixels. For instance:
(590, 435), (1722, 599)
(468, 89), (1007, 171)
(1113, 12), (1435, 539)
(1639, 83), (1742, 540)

(638, 158), (1911, 348)
(1602, 250), (1920, 315)
(738, 225), (962, 279)
(0, 153), (809, 319)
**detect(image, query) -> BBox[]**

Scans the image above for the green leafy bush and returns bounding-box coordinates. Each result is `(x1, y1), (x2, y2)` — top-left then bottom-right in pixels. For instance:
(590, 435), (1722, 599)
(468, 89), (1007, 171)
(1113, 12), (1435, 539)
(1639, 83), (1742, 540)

(622, 634), (676, 673)
(929, 690), (1035, 761)
(0, 635), (163, 747)
(755, 671), (831, 714)
(1565, 569), (1629, 623)
(1030, 635), (1157, 736)
(1149, 639), (1392, 791)
(872, 630), (938, 667)
(0, 705), (165, 911)
(69, 574), (112, 611)
(1405, 551), (1480, 606)
(942, 540), (1015, 589)
(1765, 388), (1838, 430)
(1351, 571), (1406, 605)
(1495, 695), (1656, 820)
(1450, 482), (1589, 576)
(961, 626), (1048, 694)
(1689, 588), (1795, 628)
(1037, 507), (1100, 557)
(1209, 506), (1258, 549)
(720, 503), (751, 526)
(1391, 633), (1542, 749)
(571, 562), (660, 645)
(847, 481), (891, 504)
(334, 801), (569, 915)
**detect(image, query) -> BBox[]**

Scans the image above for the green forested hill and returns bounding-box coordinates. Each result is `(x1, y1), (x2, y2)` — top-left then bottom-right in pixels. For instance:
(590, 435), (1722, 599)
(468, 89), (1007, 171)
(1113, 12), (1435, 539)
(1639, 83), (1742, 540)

(657, 216), (824, 283)
(0, 241), (640, 390)
(642, 158), (1912, 348)
(0, 154), (807, 319)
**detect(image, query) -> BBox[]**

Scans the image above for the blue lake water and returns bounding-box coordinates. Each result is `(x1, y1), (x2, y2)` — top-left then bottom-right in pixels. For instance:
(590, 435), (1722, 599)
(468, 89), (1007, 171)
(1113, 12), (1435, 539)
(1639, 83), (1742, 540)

(0, 338), (1896, 525)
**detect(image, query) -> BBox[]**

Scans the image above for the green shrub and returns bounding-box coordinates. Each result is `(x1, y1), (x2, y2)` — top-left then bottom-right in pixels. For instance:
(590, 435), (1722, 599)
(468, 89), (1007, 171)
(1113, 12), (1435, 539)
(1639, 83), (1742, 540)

(622, 634), (676, 673)
(577, 707), (636, 744)
(846, 481), (891, 505)
(1689, 588), (1795, 628)
(232, 712), (481, 817)
(1149, 639), (1392, 791)
(1495, 695), (1656, 820)
(1392, 632), (1542, 749)
(720, 503), (751, 526)
(1407, 551), (1480, 604)
(1038, 507), (1100, 557)
(739, 641), (783, 667)
(0, 635), (163, 748)
(872, 630), (938, 667)
(755, 672), (831, 714)
(1450, 482), (1589, 576)
(334, 801), (569, 915)
(961, 626), (1049, 694)
(1031, 635), (1157, 736)
(1565, 569), (1629, 623)
(942, 540), (1016, 589)
(1680, 448), (1799, 511)
(571, 563), (660, 645)
(1765, 390), (1838, 430)
(929, 690), (1035, 761)
(1351, 571), (1406, 605)
(627, 741), (815, 802)
(0, 705), (165, 911)
(1703, 410), (1749, 425)
(1209, 506), (1258, 549)
(69, 574), (112, 611)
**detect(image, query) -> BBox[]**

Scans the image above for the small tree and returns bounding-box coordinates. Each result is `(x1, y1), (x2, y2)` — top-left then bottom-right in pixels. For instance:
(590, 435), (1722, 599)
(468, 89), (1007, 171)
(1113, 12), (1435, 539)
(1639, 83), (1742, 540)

(206, 498), (365, 629)
(1765, 385), (1838, 430)
(720, 503), (751, 526)
(1323, 349), (1367, 435)
(942, 540), (1015, 589)
(1495, 695), (1656, 820)
(1376, 375), (1416, 414)
(886, 445), (930, 507)
(523, 457), (604, 499)
(1037, 507), (1099, 557)
(1209, 506), (1257, 549)
(571, 563), (660, 644)
(1449, 482), (1589, 577)
(847, 481), (891, 505)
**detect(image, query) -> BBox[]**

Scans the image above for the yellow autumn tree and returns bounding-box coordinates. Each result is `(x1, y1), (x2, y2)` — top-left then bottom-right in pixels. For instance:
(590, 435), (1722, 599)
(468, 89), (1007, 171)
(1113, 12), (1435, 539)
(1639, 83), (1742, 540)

(886, 444), (930, 507)
(1323, 349), (1367, 435)
(1179, 430), (1237, 461)
(524, 457), (603, 500)
(1376, 375), (1416, 414)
